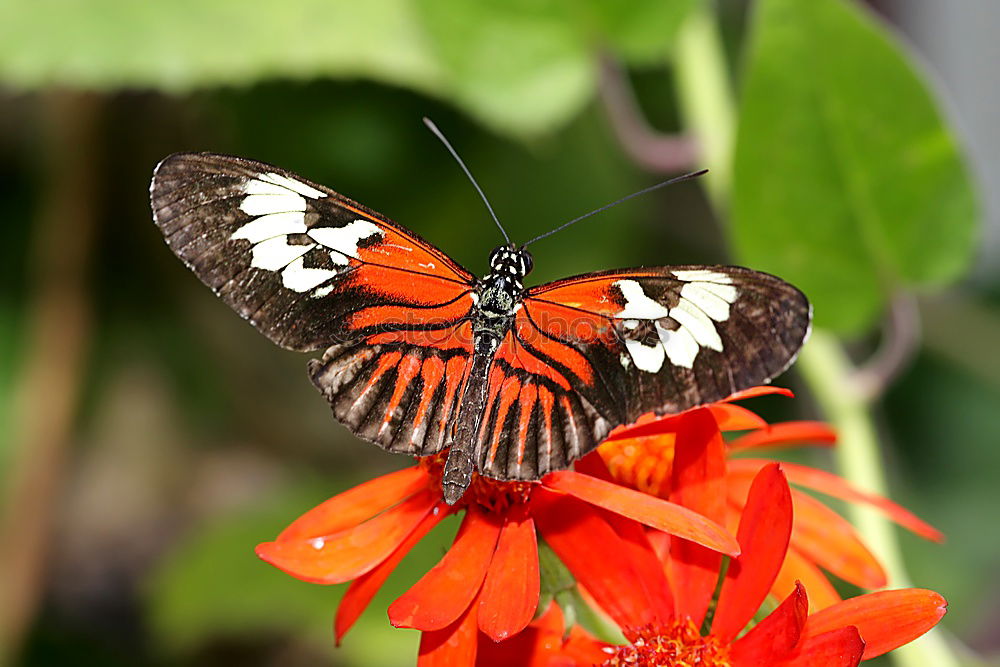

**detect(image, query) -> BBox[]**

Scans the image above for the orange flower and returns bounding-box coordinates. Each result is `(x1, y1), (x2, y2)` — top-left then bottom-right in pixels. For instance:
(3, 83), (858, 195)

(477, 464), (947, 666)
(594, 386), (942, 610)
(255, 452), (739, 663)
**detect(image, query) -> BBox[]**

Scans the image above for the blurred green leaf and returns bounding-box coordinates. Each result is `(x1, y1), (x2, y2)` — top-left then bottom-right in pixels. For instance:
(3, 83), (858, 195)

(0, 0), (703, 137)
(146, 489), (338, 654)
(0, 305), (20, 494)
(413, 0), (593, 136)
(575, 0), (701, 64)
(0, 0), (443, 93)
(730, 0), (977, 333)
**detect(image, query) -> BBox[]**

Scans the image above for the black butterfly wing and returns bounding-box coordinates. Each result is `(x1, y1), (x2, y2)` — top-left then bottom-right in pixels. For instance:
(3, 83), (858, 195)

(151, 152), (478, 456)
(473, 266), (811, 481)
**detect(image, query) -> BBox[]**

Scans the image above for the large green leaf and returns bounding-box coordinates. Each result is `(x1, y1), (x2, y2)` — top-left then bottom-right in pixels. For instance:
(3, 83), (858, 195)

(0, 0), (444, 92)
(413, 0), (593, 136)
(575, 0), (701, 65)
(730, 0), (977, 333)
(0, 0), (701, 137)
(146, 489), (339, 654)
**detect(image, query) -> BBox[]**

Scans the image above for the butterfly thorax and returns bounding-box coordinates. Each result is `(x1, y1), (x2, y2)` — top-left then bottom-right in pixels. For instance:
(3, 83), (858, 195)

(471, 246), (533, 341)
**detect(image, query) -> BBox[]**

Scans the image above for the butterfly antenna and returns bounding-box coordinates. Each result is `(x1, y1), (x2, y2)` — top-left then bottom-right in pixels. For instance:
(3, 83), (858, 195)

(522, 169), (708, 248)
(423, 117), (511, 245)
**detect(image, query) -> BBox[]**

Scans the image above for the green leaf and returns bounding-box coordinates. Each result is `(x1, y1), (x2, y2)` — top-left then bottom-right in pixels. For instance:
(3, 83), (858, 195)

(575, 0), (701, 64)
(413, 0), (593, 136)
(145, 490), (338, 654)
(0, 0), (444, 93)
(0, 0), (627, 136)
(730, 0), (977, 333)
(0, 304), (22, 496)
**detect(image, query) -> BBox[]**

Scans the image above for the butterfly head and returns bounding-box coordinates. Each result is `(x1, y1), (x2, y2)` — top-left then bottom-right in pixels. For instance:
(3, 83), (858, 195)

(488, 245), (534, 281)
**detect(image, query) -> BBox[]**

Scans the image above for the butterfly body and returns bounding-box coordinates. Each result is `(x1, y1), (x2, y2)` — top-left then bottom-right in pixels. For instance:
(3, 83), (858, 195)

(442, 246), (534, 503)
(151, 153), (811, 504)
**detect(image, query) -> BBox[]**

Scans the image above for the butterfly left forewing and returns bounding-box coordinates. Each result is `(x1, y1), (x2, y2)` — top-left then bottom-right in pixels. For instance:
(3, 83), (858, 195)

(473, 265), (810, 481)
(152, 152), (479, 458)
(151, 152), (475, 351)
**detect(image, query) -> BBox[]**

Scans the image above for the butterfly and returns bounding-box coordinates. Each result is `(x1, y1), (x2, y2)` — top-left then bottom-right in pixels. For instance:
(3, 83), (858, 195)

(150, 147), (811, 505)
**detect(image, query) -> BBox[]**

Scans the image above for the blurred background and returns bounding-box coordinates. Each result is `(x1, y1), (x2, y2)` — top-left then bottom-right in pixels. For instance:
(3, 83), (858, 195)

(1, 0), (998, 665)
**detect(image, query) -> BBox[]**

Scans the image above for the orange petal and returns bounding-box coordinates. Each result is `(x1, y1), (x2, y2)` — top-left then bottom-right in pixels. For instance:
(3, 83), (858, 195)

(335, 502), (449, 643)
(710, 403), (770, 431)
(476, 608), (611, 667)
(574, 450), (617, 482)
(713, 464), (793, 641)
(804, 589), (947, 660)
(602, 512), (674, 620)
(417, 590), (480, 667)
(669, 408), (729, 625)
(255, 489), (437, 584)
(277, 466), (430, 540)
(730, 582), (807, 664)
(771, 545), (842, 613)
(543, 471), (738, 556)
(531, 487), (655, 630)
(602, 417), (681, 442)
(776, 461), (943, 542)
(390, 507), (501, 631)
(779, 626), (865, 666)
(723, 385), (794, 402)
(727, 422), (837, 452)
(478, 507), (540, 641)
(789, 489), (886, 589)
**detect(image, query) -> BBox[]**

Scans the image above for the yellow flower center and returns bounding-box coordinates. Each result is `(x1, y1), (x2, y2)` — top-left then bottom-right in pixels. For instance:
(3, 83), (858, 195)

(602, 619), (731, 667)
(599, 435), (676, 499)
(419, 452), (534, 513)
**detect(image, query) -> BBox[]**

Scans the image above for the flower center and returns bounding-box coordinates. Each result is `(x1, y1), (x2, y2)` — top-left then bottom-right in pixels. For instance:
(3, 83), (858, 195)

(602, 619), (731, 667)
(598, 435), (676, 499)
(419, 452), (534, 513)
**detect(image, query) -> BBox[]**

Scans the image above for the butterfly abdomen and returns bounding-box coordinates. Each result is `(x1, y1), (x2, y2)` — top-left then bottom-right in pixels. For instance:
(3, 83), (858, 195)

(441, 336), (498, 505)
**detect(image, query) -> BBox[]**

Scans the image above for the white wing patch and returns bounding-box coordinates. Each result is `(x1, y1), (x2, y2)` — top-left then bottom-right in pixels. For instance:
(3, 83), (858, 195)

(616, 273), (739, 372)
(231, 212), (307, 244)
(231, 174), (384, 294)
(657, 321), (699, 368)
(671, 269), (733, 284)
(624, 337), (665, 373)
(308, 220), (384, 260)
(614, 280), (671, 319)
(251, 172), (326, 199)
(281, 257), (339, 292)
(250, 236), (312, 271)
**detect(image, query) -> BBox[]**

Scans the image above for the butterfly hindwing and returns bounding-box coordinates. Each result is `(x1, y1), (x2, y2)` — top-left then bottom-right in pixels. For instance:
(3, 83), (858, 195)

(308, 341), (472, 457)
(473, 266), (810, 480)
(150, 152), (475, 352)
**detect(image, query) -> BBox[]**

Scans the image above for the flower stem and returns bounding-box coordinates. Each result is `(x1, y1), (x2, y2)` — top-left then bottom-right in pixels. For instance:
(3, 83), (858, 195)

(797, 332), (958, 667)
(673, 2), (735, 203)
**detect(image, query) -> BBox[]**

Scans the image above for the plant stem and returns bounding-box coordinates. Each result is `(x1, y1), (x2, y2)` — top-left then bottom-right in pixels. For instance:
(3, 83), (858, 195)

(797, 332), (958, 667)
(673, 2), (735, 205)
(0, 92), (102, 666)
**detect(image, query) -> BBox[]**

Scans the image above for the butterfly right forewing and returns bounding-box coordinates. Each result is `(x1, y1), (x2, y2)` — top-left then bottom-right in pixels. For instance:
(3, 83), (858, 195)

(471, 266), (811, 482)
